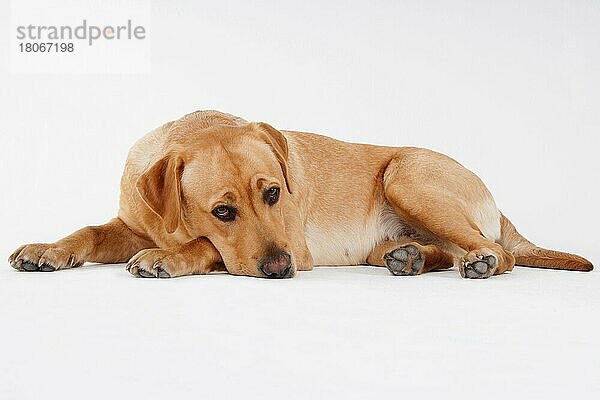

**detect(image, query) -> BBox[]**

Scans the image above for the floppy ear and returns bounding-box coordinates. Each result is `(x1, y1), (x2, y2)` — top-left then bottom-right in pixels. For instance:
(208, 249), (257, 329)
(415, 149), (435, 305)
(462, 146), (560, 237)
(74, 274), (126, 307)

(136, 154), (184, 234)
(253, 122), (292, 194)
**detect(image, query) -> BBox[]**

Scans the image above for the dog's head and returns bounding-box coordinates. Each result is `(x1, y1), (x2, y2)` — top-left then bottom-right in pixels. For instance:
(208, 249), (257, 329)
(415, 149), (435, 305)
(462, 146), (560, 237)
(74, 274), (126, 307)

(136, 122), (296, 278)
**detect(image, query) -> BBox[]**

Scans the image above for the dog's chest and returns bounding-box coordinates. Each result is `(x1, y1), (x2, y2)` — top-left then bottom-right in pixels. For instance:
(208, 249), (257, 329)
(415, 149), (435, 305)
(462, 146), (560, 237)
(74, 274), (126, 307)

(304, 205), (405, 265)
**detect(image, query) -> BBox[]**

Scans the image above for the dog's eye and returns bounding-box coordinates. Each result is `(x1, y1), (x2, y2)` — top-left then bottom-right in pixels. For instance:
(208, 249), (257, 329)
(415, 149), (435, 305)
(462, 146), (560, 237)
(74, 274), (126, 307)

(212, 205), (236, 222)
(264, 187), (280, 206)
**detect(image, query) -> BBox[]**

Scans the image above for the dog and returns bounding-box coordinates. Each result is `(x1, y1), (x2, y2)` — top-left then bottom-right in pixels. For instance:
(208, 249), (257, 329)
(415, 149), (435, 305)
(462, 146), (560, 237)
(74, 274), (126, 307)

(8, 110), (593, 279)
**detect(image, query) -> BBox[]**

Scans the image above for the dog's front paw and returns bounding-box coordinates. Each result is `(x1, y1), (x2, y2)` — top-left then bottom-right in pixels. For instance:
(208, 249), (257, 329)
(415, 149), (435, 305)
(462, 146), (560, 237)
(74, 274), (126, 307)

(126, 249), (180, 278)
(9, 243), (83, 272)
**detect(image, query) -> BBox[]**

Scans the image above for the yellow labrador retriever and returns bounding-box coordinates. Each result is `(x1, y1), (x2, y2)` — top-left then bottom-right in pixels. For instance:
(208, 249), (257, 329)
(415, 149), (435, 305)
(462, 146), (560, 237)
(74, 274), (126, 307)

(9, 110), (593, 279)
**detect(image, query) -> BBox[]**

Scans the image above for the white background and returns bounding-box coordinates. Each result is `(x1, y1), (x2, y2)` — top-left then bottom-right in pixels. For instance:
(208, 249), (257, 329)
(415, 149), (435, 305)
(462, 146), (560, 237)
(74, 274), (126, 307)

(0, 1), (598, 399)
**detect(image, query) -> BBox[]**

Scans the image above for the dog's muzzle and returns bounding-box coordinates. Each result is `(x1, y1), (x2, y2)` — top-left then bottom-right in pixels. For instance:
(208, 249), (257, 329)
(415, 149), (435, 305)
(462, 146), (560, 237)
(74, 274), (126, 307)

(259, 251), (293, 279)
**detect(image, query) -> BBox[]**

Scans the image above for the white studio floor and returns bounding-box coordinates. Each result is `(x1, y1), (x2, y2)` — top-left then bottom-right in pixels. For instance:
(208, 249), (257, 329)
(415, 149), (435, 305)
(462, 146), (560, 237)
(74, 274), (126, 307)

(0, 263), (598, 400)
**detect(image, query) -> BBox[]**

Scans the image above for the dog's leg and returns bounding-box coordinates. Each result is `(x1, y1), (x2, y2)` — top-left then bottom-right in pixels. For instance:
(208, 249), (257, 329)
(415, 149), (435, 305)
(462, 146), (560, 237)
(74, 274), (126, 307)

(126, 237), (225, 278)
(367, 239), (454, 276)
(9, 218), (154, 272)
(383, 148), (515, 279)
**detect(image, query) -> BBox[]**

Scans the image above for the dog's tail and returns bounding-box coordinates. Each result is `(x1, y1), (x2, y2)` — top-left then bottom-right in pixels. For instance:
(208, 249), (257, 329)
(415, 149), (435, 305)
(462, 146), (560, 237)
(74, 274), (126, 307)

(499, 214), (593, 271)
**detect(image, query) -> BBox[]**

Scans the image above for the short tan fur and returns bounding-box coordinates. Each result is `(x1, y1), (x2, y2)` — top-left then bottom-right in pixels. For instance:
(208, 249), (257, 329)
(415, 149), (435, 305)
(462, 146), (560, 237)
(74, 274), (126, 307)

(9, 110), (593, 279)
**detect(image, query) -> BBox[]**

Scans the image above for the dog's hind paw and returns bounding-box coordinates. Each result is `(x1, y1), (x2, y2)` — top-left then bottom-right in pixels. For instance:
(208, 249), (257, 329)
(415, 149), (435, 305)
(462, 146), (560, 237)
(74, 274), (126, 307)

(384, 244), (425, 276)
(460, 250), (498, 279)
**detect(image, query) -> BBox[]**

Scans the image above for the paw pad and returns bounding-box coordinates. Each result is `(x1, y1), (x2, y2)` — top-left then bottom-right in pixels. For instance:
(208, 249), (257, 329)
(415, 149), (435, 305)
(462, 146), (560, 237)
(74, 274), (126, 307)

(462, 254), (497, 279)
(384, 245), (424, 276)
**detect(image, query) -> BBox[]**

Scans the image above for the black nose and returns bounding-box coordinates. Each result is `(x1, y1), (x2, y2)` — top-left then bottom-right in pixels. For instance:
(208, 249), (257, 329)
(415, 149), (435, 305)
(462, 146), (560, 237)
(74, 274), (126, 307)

(259, 251), (292, 279)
